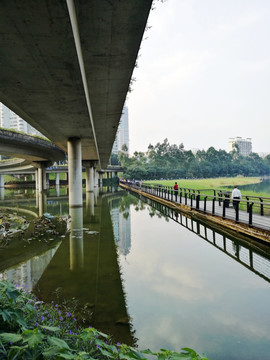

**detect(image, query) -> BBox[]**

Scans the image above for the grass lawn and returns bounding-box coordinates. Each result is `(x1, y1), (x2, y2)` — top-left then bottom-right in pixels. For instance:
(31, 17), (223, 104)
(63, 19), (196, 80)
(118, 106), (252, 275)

(144, 177), (261, 189)
(143, 177), (270, 199)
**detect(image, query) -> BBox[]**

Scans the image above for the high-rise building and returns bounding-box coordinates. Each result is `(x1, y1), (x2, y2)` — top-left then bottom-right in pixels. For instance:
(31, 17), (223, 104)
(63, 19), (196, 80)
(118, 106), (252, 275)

(228, 137), (252, 156)
(112, 106), (129, 155)
(0, 103), (44, 137)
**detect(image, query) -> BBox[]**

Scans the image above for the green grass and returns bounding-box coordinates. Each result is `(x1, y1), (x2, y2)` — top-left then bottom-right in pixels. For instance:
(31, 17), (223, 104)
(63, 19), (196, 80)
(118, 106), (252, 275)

(143, 177), (270, 198)
(144, 177), (261, 190)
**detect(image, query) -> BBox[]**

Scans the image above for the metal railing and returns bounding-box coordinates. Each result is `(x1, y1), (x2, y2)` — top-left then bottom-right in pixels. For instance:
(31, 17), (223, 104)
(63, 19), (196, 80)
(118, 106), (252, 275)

(120, 181), (270, 230)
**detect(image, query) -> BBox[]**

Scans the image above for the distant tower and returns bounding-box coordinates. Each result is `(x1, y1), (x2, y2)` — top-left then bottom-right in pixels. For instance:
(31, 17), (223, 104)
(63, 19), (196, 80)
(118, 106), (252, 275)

(112, 106), (129, 155)
(228, 137), (252, 156)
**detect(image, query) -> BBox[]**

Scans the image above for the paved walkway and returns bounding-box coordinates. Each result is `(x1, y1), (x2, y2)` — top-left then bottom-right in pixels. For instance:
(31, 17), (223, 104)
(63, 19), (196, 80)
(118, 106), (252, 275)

(165, 194), (270, 231)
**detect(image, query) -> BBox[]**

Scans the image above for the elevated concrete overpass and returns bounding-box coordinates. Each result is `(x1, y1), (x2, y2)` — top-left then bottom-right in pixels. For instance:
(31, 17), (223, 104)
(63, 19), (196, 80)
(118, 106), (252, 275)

(0, 0), (152, 207)
(0, 0), (152, 167)
(0, 129), (65, 165)
(0, 129), (65, 189)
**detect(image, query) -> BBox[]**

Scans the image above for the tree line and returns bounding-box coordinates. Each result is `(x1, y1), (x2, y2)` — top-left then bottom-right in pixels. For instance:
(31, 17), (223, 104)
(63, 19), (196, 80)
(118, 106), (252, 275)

(111, 138), (270, 180)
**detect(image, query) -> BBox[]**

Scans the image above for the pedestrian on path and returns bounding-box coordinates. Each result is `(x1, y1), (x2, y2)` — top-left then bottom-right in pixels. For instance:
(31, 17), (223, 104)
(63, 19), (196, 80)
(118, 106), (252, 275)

(173, 182), (178, 202)
(231, 185), (242, 212)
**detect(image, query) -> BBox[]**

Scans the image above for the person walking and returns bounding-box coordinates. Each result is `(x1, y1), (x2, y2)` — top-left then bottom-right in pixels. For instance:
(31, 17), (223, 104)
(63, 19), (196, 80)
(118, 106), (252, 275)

(231, 185), (242, 213)
(173, 182), (178, 202)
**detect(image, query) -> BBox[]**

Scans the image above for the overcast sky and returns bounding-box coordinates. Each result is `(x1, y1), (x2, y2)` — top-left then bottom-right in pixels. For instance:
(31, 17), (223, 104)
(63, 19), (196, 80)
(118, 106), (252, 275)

(126, 0), (270, 155)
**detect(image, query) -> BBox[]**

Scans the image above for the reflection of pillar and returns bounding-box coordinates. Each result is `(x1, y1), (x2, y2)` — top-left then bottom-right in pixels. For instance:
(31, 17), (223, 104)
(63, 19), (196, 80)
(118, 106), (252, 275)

(94, 187), (98, 204)
(99, 172), (103, 188)
(86, 191), (95, 216)
(0, 187), (4, 200)
(38, 166), (47, 192)
(69, 207), (84, 270)
(55, 172), (60, 186)
(38, 192), (47, 216)
(46, 173), (50, 188)
(68, 138), (82, 208)
(35, 169), (39, 191)
(0, 174), (4, 188)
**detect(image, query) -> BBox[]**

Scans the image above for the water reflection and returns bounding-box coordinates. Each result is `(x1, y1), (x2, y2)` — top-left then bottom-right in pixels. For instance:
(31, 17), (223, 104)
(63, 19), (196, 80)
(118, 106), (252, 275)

(0, 244), (61, 290)
(1, 186), (270, 359)
(69, 207), (84, 270)
(115, 192), (270, 359)
(139, 194), (270, 283)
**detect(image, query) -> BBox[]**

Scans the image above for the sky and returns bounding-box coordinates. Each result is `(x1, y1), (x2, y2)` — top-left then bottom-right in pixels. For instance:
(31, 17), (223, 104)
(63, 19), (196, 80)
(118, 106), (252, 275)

(126, 0), (270, 155)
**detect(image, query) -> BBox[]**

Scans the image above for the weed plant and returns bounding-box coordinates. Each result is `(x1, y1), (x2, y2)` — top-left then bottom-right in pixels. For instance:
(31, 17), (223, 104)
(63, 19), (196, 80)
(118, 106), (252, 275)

(0, 280), (209, 359)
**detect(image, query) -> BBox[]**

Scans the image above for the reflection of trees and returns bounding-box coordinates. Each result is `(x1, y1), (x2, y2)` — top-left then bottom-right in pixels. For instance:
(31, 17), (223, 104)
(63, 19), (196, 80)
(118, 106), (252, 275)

(118, 194), (140, 213)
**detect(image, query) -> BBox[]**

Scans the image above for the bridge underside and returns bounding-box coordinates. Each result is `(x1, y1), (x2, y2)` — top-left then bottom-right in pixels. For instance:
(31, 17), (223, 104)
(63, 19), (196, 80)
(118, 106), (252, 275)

(0, 0), (152, 169)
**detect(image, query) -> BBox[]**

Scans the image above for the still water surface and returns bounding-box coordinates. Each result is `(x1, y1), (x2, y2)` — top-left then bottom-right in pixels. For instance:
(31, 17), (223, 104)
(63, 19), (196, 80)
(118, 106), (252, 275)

(0, 186), (270, 360)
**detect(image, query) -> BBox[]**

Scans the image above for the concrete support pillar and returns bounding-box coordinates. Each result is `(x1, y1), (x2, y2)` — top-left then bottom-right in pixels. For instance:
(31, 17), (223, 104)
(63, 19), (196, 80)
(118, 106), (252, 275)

(83, 160), (96, 192)
(68, 138), (82, 208)
(85, 166), (94, 192)
(95, 169), (99, 187)
(55, 172), (60, 186)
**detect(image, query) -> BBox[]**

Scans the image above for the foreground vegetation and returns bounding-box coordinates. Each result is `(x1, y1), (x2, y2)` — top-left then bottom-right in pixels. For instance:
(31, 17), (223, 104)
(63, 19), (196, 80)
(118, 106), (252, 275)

(0, 280), (209, 359)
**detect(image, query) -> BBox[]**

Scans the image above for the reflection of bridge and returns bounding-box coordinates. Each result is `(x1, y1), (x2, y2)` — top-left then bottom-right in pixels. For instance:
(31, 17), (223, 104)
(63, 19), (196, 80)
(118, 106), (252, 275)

(143, 196), (270, 284)
(0, 1), (152, 209)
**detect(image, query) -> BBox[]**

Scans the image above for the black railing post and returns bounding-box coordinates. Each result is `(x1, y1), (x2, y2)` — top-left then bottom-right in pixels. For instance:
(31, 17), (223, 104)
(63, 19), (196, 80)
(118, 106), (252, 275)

(212, 197), (216, 215)
(180, 191), (182, 204)
(249, 202), (254, 226)
(190, 194), (194, 208)
(260, 198), (264, 216)
(246, 196), (249, 212)
(196, 194), (200, 210)
(222, 199), (226, 218)
(185, 191), (187, 205)
(235, 202), (239, 223)
(218, 192), (222, 206)
(204, 196), (208, 212)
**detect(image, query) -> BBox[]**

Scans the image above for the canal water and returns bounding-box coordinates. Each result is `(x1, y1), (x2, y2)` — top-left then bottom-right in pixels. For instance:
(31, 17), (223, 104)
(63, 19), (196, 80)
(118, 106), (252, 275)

(0, 186), (270, 360)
